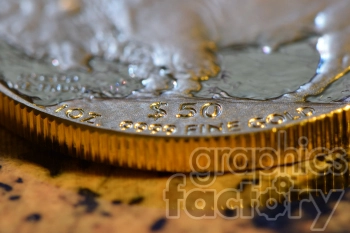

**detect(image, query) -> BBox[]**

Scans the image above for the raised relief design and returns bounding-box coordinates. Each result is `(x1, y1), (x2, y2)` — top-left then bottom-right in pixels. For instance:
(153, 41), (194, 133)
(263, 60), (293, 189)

(0, 0), (349, 104)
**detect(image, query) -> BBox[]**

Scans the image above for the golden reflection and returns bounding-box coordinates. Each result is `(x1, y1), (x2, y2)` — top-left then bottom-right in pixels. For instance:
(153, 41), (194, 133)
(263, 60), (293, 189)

(0, 125), (349, 212)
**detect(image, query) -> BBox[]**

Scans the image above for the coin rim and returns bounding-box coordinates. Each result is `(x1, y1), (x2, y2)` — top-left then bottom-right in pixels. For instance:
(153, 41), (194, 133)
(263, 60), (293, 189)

(1, 83), (349, 171)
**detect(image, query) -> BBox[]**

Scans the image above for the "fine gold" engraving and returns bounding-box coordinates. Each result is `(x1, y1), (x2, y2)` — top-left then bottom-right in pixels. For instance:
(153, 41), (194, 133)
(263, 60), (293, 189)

(185, 121), (241, 135)
(248, 107), (315, 128)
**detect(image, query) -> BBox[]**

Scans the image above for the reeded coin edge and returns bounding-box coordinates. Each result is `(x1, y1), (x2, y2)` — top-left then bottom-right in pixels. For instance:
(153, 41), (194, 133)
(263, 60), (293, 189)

(0, 85), (349, 172)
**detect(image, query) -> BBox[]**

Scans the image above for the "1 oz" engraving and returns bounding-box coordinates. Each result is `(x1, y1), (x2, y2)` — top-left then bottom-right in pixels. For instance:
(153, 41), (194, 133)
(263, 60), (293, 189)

(55, 104), (102, 125)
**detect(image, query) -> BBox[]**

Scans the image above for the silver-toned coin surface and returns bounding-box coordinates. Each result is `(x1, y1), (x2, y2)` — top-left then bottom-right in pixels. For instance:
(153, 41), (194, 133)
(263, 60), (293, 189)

(0, 0), (350, 171)
(0, 38), (347, 134)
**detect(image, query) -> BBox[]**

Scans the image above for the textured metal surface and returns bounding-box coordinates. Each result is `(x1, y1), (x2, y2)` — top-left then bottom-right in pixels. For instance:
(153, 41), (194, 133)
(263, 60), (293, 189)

(1, 35), (350, 171)
(1, 82), (349, 171)
(1, 1), (350, 171)
(2, 38), (350, 104)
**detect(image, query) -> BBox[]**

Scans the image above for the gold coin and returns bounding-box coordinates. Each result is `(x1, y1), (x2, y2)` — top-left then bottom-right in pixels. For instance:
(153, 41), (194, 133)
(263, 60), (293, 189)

(1, 82), (349, 171)
(1, 1), (350, 171)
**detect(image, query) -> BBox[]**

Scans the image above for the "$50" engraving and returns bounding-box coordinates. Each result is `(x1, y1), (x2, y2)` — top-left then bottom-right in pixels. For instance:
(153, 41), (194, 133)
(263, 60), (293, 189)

(148, 102), (223, 120)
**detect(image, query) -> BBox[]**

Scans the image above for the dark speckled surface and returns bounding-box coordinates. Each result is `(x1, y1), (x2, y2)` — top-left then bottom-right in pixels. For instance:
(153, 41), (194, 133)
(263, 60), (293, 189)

(1, 125), (350, 233)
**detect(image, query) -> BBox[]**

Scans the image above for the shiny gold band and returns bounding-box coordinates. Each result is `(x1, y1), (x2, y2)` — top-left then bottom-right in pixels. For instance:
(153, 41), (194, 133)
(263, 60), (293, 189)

(0, 91), (349, 172)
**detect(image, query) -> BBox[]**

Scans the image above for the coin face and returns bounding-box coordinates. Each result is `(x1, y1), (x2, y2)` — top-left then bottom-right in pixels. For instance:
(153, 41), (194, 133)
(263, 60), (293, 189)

(0, 0), (349, 171)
